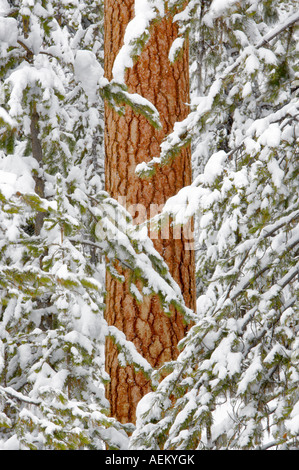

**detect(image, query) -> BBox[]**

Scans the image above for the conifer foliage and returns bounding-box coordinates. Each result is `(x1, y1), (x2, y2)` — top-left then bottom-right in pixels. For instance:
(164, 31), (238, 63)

(131, 0), (299, 450)
(0, 0), (125, 450)
(0, 0), (298, 450)
(0, 0), (170, 449)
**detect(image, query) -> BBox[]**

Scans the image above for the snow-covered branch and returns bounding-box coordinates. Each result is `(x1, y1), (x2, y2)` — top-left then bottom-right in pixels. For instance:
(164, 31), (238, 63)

(136, 9), (299, 177)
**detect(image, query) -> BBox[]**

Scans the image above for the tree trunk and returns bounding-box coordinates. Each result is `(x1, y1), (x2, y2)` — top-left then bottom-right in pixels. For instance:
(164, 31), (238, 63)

(104, 0), (196, 424)
(30, 106), (45, 236)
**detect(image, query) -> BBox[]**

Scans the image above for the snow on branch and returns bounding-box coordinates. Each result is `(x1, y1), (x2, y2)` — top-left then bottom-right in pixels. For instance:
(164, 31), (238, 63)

(256, 10), (299, 48)
(92, 192), (197, 324)
(0, 182), (196, 325)
(135, 10), (299, 178)
(111, 0), (165, 85)
(73, 49), (161, 129)
(0, 385), (41, 406)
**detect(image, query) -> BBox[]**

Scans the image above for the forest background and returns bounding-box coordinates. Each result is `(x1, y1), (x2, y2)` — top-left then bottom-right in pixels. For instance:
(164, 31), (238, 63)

(0, 0), (298, 450)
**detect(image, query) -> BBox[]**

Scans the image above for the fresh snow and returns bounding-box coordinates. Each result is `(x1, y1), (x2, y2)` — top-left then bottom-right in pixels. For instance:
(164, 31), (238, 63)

(0, 0), (298, 452)
(0, 17), (18, 46)
(74, 50), (103, 105)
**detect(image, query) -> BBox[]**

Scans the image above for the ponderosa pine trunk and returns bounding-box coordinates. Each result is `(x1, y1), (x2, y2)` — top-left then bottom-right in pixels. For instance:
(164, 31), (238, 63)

(104, 0), (196, 424)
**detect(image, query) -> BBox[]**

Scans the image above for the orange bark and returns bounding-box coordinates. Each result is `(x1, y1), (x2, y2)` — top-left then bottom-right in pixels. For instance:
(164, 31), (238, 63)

(104, 0), (196, 424)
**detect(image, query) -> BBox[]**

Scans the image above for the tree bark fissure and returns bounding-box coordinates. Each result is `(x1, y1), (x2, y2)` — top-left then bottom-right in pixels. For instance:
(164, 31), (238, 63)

(104, 0), (196, 424)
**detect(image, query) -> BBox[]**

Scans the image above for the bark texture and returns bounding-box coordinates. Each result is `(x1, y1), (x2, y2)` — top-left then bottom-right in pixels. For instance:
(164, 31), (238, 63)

(104, 0), (196, 424)
(30, 107), (45, 235)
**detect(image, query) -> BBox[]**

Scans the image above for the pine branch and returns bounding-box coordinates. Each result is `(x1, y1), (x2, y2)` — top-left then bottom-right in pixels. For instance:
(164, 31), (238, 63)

(0, 385), (41, 406)
(17, 39), (61, 62)
(136, 10), (299, 177)
(257, 11), (299, 48)
(68, 237), (133, 271)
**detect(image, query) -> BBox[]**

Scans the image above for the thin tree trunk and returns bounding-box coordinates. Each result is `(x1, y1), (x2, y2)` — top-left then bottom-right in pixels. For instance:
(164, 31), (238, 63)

(30, 106), (45, 235)
(104, 0), (196, 424)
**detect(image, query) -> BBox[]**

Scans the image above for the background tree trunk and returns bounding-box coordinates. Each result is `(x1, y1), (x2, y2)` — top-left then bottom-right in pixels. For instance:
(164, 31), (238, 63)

(104, 0), (196, 424)
(30, 106), (45, 236)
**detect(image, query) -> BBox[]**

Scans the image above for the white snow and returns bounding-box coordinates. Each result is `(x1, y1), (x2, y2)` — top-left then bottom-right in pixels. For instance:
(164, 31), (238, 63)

(234, 30), (249, 47)
(242, 82), (252, 98)
(74, 50), (103, 105)
(210, 0), (239, 17)
(168, 37), (185, 63)
(0, 17), (18, 46)
(203, 150), (227, 184)
(1, 434), (20, 450)
(203, 0), (240, 24)
(258, 47), (277, 65)
(64, 331), (93, 355)
(258, 123), (281, 148)
(112, 0), (164, 84)
(237, 350), (263, 395)
(286, 401), (299, 435)
(0, 107), (17, 128)
(0, 0), (10, 14)
(245, 53), (260, 74)
(0, 170), (17, 199)
(6, 63), (65, 118)
(135, 391), (164, 424)
(267, 158), (284, 188)
(0, 153), (36, 199)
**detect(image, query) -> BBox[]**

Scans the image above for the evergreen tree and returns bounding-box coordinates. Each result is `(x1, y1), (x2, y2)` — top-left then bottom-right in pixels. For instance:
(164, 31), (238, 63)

(0, 0), (298, 451)
(104, 0), (196, 424)
(131, 0), (299, 450)
(0, 0), (183, 449)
